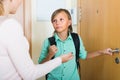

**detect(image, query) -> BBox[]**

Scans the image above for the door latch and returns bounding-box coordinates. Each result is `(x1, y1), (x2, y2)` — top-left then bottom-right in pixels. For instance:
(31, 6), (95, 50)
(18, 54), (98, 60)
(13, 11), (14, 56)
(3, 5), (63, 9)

(111, 48), (119, 53)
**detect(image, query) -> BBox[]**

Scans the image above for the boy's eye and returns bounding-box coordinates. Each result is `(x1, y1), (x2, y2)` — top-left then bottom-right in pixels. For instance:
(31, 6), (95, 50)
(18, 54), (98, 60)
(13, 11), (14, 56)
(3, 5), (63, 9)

(52, 18), (64, 23)
(60, 18), (64, 21)
(52, 20), (57, 23)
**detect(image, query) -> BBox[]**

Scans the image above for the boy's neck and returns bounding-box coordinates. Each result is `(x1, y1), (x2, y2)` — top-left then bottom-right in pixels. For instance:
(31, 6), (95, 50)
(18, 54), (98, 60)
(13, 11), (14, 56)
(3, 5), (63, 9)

(57, 32), (68, 41)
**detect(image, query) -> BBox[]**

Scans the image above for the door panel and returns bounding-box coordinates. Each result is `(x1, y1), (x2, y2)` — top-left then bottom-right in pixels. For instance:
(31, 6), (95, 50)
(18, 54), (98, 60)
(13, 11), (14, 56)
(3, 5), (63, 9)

(79, 0), (120, 80)
(103, 0), (120, 80)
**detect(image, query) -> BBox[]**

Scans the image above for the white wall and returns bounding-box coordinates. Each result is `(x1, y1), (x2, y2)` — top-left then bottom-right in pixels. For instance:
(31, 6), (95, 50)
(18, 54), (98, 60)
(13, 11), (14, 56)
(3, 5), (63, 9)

(31, 0), (77, 80)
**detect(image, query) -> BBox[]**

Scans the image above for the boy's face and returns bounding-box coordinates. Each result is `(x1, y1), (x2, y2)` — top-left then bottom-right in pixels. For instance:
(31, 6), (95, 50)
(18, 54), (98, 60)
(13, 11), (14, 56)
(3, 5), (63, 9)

(52, 11), (71, 33)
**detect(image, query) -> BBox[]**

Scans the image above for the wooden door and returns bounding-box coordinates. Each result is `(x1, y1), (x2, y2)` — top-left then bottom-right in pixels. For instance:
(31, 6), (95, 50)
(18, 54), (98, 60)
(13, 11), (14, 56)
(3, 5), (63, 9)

(78, 0), (120, 80)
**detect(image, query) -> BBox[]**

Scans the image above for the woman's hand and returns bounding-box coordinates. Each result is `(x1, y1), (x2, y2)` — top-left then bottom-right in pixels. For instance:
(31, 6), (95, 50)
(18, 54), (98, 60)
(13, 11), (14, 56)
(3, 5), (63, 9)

(60, 52), (73, 63)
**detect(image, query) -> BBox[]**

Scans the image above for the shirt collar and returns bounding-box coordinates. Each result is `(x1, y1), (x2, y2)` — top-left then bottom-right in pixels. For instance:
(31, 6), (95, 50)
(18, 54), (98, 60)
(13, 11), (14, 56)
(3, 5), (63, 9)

(54, 33), (72, 41)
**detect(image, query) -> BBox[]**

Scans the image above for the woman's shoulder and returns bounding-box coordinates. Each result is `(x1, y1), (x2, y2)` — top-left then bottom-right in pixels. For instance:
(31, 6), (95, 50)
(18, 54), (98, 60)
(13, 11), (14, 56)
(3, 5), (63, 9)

(0, 16), (16, 23)
(3, 18), (20, 26)
(0, 17), (23, 38)
(0, 17), (24, 44)
(1, 17), (22, 29)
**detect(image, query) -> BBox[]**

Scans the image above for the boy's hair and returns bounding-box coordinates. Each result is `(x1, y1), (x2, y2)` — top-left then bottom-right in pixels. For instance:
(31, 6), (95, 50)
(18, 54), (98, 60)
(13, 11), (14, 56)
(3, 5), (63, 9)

(51, 8), (73, 33)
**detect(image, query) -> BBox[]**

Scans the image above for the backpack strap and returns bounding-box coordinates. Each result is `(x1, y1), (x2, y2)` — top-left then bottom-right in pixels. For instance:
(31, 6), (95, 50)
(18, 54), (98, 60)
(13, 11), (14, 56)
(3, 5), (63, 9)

(71, 33), (80, 69)
(48, 36), (56, 46)
(48, 36), (56, 59)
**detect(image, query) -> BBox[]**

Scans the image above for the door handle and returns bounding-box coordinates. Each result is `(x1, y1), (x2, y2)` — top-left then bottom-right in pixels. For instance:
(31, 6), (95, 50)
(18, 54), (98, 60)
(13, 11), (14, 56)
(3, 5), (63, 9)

(111, 48), (119, 53)
(111, 48), (120, 64)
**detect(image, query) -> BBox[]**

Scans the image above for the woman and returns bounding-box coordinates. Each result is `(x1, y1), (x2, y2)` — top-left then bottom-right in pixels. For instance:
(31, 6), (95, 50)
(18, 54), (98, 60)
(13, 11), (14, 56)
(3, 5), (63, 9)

(0, 0), (73, 80)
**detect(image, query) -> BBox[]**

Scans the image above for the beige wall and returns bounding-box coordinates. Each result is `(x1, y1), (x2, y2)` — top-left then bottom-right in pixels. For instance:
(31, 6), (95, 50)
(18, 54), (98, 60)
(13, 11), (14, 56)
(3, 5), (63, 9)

(31, 0), (77, 79)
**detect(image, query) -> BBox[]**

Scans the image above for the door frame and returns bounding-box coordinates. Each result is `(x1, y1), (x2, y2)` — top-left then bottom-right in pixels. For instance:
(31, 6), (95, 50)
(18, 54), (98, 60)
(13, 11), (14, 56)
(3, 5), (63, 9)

(23, 0), (32, 56)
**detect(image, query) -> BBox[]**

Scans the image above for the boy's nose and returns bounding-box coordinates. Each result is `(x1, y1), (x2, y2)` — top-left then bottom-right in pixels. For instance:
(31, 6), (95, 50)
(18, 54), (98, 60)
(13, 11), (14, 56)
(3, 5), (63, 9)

(56, 20), (61, 24)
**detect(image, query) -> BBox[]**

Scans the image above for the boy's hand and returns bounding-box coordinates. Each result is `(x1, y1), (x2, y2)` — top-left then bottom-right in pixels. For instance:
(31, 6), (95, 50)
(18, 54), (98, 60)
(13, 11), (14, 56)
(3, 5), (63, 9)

(102, 48), (112, 55)
(48, 45), (57, 58)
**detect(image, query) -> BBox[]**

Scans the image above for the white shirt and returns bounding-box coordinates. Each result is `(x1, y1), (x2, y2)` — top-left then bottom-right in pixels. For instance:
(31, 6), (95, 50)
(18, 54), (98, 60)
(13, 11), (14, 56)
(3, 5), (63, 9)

(0, 17), (62, 80)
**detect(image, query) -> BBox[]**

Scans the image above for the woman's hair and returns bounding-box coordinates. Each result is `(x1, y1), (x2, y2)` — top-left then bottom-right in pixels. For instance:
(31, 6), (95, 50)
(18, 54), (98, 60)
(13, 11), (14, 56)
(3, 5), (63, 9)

(51, 8), (73, 33)
(0, 0), (4, 15)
